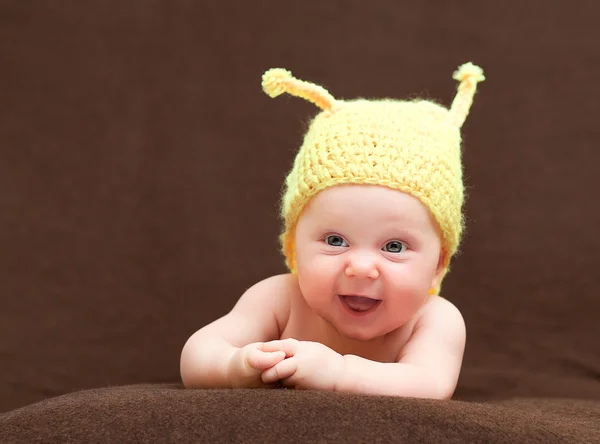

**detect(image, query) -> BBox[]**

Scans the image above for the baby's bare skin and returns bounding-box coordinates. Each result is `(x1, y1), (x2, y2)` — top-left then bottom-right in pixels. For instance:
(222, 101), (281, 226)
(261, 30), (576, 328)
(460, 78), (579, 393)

(280, 273), (415, 363)
(180, 186), (466, 399)
(181, 272), (464, 398)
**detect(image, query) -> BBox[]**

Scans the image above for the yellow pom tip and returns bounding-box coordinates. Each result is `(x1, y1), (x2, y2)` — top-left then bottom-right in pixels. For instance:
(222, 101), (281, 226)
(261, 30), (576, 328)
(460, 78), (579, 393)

(262, 68), (293, 98)
(452, 62), (485, 83)
(448, 62), (485, 128)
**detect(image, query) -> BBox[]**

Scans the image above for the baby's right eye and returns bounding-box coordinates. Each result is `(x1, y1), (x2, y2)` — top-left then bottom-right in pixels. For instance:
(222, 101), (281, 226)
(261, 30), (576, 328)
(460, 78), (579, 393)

(325, 235), (348, 247)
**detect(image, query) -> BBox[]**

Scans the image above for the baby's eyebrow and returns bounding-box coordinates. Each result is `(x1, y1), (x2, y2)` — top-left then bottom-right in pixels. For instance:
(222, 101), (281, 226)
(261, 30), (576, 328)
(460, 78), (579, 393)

(377, 216), (422, 229)
(384, 229), (420, 241)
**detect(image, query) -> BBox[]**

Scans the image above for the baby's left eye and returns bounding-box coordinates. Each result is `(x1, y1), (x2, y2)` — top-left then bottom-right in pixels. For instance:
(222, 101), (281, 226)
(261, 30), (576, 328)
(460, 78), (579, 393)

(382, 241), (407, 253)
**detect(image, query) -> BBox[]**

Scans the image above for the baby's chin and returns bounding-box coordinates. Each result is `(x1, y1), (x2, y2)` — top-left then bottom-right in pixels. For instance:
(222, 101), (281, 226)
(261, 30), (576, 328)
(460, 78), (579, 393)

(337, 327), (384, 342)
(319, 311), (396, 342)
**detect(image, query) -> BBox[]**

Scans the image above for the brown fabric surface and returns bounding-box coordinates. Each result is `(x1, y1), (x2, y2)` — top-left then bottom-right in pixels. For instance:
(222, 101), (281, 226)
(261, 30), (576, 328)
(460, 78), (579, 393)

(1, 0), (599, 424)
(1, 384), (599, 444)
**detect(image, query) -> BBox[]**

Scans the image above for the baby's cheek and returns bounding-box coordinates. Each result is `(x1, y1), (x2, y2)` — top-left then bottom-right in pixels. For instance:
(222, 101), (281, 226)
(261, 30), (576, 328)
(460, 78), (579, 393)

(299, 258), (337, 292)
(387, 266), (429, 296)
(386, 282), (427, 323)
(302, 253), (333, 274)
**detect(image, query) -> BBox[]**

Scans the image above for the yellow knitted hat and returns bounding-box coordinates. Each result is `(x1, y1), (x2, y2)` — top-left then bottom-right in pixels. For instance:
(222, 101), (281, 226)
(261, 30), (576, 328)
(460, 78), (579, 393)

(262, 63), (484, 293)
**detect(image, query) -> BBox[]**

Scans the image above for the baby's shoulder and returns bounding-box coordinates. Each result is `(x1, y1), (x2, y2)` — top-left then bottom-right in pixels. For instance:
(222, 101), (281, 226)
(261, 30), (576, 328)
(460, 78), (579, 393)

(254, 273), (300, 302)
(396, 296), (466, 362)
(408, 295), (466, 344)
(416, 295), (464, 323)
(241, 273), (298, 333)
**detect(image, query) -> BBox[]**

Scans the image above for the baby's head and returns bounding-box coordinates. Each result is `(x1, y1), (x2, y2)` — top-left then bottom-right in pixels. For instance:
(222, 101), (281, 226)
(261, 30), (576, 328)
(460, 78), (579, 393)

(262, 64), (483, 337)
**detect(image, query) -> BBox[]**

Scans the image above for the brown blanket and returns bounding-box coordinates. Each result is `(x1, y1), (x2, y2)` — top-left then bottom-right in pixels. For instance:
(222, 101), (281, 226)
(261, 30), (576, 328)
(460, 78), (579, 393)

(1, 384), (599, 443)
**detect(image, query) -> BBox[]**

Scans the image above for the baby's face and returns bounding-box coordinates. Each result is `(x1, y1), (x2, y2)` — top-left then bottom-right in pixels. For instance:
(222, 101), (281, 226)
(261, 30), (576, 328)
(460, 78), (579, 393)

(294, 184), (445, 341)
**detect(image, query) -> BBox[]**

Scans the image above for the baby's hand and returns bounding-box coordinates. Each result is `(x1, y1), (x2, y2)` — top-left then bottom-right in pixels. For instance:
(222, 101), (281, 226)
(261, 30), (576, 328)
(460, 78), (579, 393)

(260, 339), (345, 391)
(227, 342), (286, 388)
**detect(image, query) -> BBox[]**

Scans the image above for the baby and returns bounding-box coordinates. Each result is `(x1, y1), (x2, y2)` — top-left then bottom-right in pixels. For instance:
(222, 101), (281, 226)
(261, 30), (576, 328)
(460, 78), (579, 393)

(180, 63), (485, 399)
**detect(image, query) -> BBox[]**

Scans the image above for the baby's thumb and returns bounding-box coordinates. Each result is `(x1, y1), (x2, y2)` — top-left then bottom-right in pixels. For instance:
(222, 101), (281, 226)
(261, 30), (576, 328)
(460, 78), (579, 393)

(248, 349), (285, 370)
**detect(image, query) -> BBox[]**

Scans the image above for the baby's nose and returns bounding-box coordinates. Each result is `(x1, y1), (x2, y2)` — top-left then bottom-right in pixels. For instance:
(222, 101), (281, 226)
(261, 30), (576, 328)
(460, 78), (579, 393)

(344, 253), (379, 280)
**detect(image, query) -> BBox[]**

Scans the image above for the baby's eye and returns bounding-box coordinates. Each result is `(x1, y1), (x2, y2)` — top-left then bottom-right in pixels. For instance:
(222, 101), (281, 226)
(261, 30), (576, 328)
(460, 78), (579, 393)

(325, 235), (348, 247)
(382, 240), (407, 253)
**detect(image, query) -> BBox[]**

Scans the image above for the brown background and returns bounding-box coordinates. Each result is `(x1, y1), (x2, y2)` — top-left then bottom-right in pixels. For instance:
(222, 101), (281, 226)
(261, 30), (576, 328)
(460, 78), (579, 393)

(1, 0), (599, 413)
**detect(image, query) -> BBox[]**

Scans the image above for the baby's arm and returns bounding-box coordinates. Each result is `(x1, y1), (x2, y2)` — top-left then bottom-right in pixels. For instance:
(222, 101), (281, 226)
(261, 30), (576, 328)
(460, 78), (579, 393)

(180, 274), (291, 389)
(336, 297), (466, 399)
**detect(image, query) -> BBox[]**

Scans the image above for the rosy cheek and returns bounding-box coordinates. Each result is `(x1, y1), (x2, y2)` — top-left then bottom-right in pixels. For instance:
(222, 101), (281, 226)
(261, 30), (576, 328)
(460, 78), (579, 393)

(308, 253), (335, 271)
(385, 265), (423, 291)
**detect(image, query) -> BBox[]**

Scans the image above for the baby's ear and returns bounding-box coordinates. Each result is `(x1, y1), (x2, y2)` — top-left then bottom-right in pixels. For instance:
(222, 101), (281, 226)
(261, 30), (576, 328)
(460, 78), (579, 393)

(431, 250), (447, 290)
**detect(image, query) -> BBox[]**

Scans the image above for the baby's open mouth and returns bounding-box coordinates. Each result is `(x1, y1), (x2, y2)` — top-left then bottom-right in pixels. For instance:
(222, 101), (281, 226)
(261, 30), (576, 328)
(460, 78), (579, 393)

(339, 295), (382, 313)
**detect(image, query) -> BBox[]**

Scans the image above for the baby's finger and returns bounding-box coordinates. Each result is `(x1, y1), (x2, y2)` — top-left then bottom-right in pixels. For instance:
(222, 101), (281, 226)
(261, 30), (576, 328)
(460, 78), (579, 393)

(261, 357), (297, 384)
(247, 349), (286, 370)
(261, 338), (299, 357)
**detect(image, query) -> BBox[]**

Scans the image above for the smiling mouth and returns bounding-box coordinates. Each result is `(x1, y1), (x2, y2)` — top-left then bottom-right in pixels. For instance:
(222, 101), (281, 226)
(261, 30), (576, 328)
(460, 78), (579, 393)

(339, 295), (382, 313)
